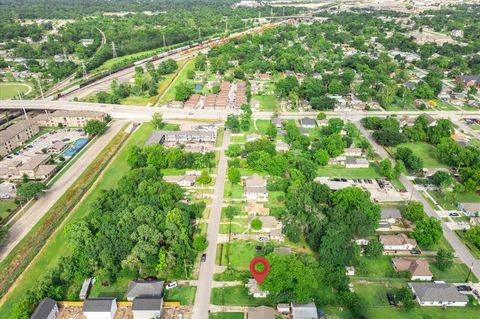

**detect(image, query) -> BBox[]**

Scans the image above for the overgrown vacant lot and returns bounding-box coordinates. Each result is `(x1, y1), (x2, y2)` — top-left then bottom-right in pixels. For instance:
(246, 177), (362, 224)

(392, 142), (448, 168)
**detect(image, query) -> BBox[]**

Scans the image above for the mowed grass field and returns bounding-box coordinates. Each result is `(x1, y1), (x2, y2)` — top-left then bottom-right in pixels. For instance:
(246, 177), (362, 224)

(392, 142), (448, 168)
(0, 123), (153, 317)
(0, 82), (32, 99)
(158, 58), (195, 104)
(251, 95), (279, 111)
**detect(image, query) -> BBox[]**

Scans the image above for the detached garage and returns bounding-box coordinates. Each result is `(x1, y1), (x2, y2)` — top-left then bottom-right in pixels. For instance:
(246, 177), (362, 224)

(132, 297), (163, 319)
(83, 298), (117, 319)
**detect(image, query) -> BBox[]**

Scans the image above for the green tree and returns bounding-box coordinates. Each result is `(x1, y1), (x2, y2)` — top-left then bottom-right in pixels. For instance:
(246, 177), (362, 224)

(364, 238), (383, 257)
(314, 149), (330, 166)
(403, 202), (425, 222)
(225, 115), (240, 133)
(151, 112), (164, 129)
(395, 287), (415, 310)
(226, 144), (242, 157)
(265, 123), (277, 140)
(174, 82), (193, 101)
(193, 235), (208, 251)
(435, 248), (454, 271)
(393, 160), (406, 178)
(251, 218), (262, 230)
(412, 217), (442, 247)
(225, 205), (240, 220)
(379, 159), (393, 179)
(317, 112), (326, 120)
(197, 170), (212, 185)
(227, 167), (241, 184)
(431, 171), (452, 190)
(466, 226), (480, 249)
(84, 119), (107, 135)
(0, 226), (8, 247)
(17, 182), (46, 201)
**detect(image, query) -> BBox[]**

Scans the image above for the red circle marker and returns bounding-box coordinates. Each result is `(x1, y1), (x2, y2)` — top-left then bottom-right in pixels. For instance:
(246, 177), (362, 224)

(249, 257), (270, 284)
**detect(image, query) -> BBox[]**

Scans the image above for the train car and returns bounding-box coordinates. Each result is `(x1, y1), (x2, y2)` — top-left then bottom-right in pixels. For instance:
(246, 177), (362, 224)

(61, 84), (81, 96)
(133, 56), (153, 66)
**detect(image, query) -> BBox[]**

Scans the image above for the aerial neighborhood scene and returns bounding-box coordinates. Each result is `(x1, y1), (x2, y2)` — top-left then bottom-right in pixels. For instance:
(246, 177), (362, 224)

(2, 0), (480, 318)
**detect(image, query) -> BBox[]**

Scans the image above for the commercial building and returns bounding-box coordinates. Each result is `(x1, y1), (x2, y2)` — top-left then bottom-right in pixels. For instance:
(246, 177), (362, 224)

(0, 120), (39, 157)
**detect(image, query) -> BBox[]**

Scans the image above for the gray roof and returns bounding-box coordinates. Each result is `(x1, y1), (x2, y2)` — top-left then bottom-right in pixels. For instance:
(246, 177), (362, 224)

(248, 306), (275, 319)
(132, 297), (163, 311)
(381, 207), (402, 220)
(409, 283), (468, 303)
(291, 303), (318, 319)
(51, 110), (105, 118)
(30, 298), (57, 319)
(459, 75), (480, 84)
(299, 117), (316, 127)
(0, 120), (38, 144)
(127, 280), (165, 299)
(459, 202), (480, 212)
(83, 298), (116, 312)
(345, 157), (369, 165)
(145, 130), (215, 145)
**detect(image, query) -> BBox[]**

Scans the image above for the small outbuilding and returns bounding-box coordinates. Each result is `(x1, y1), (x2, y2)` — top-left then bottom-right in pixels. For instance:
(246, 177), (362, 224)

(82, 298), (117, 319)
(30, 298), (58, 319)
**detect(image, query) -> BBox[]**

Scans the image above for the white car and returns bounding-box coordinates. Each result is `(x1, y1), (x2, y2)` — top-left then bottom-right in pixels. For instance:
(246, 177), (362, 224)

(166, 282), (178, 290)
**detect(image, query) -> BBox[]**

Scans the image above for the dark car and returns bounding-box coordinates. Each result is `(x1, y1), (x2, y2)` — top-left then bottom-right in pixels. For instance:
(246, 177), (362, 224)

(201, 253), (207, 262)
(386, 293), (397, 306)
(255, 245), (262, 251)
(456, 285), (472, 292)
(449, 212), (460, 217)
(410, 248), (421, 255)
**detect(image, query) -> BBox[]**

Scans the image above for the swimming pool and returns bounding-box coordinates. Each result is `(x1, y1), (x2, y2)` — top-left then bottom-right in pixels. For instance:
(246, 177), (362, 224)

(64, 138), (89, 157)
(194, 84), (203, 91)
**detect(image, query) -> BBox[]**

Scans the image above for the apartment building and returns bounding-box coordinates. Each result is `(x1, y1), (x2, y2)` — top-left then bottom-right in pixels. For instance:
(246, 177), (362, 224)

(0, 120), (39, 157)
(36, 110), (106, 127)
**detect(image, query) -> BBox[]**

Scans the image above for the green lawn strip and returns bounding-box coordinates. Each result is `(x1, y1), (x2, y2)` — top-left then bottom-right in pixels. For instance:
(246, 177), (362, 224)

(213, 270), (250, 282)
(417, 236), (455, 254)
(252, 95), (279, 111)
(230, 135), (246, 143)
(161, 168), (187, 176)
(0, 123), (153, 317)
(216, 128), (225, 147)
(0, 200), (18, 221)
(430, 262), (477, 283)
(219, 223), (247, 235)
(354, 256), (400, 279)
(391, 142), (448, 168)
(158, 58), (195, 104)
(209, 313), (245, 319)
(316, 164), (382, 179)
(218, 241), (259, 271)
(89, 268), (136, 300)
(469, 124), (480, 130)
(121, 94), (157, 106)
(456, 191), (480, 203)
(390, 177), (406, 191)
(164, 286), (197, 305)
(455, 230), (480, 259)
(210, 286), (264, 306)
(428, 190), (457, 210)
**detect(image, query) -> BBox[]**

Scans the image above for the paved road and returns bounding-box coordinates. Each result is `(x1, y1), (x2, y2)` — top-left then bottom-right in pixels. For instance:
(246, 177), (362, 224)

(0, 120), (126, 261)
(356, 121), (480, 280)
(192, 129), (230, 319)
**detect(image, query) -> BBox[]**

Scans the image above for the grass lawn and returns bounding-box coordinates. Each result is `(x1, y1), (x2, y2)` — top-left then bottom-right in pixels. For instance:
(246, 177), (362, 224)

(355, 256), (399, 279)
(469, 124), (480, 131)
(158, 58), (195, 104)
(210, 286), (264, 306)
(219, 223), (247, 235)
(0, 200), (17, 221)
(0, 123), (154, 317)
(469, 138), (480, 149)
(430, 262), (478, 283)
(0, 82), (32, 99)
(429, 190), (457, 210)
(89, 268), (136, 300)
(161, 168), (187, 176)
(230, 135), (246, 143)
(316, 164), (382, 179)
(217, 241), (258, 271)
(216, 128), (224, 147)
(455, 230), (480, 259)
(164, 286), (196, 305)
(255, 119), (272, 136)
(224, 182), (244, 199)
(209, 313), (245, 319)
(457, 191), (480, 203)
(392, 142), (447, 168)
(252, 95), (279, 111)
(418, 236), (454, 253)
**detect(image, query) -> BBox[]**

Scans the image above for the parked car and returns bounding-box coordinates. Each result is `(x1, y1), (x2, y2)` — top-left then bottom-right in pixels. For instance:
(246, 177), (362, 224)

(201, 253), (207, 262)
(386, 293), (397, 306)
(410, 248), (421, 255)
(166, 282), (178, 290)
(456, 285), (472, 292)
(449, 212), (460, 217)
(258, 236), (269, 242)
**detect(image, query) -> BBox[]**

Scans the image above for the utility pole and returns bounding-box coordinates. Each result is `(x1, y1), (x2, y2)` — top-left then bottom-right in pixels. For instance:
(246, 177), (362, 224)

(35, 76), (44, 100)
(111, 41), (117, 58)
(225, 19), (228, 33)
(81, 61), (87, 78)
(465, 262), (474, 282)
(162, 34), (166, 47)
(198, 28), (201, 40)
(283, 7), (285, 17)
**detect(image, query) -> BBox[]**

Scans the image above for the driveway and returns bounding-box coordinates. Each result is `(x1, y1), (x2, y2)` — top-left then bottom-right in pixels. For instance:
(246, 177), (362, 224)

(191, 129), (231, 319)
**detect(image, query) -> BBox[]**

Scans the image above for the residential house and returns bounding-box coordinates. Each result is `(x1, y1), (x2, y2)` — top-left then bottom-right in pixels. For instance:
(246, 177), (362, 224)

(457, 75), (480, 88)
(380, 234), (417, 252)
(178, 175), (196, 187)
(246, 279), (269, 298)
(83, 298), (117, 319)
(126, 280), (164, 301)
(343, 148), (363, 157)
(184, 94), (201, 108)
(299, 127), (309, 136)
(291, 303), (318, 319)
(408, 282), (468, 307)
(345, 157), (369, 168)
(30, 298), (58, 319)
(345, 266), (356, 276)
(275, 140), (290, 152)
(248, 306), (275, 319)
(132, 298), (163, 319)
(392, 258), (433, 281)
(244, 174), (268, 201)
(37, 110), (106, 127)
(421, 113), (437, 127)
(470, 217), (480, 226)
(245, 202), (269, 216)
(277, 303), (290, 314)
(271, 118), (283, 129)
(145, 130), (216, 146)
(328, 155), (346, 166)
(458, 202), (480, 217)
(381, 207), (402, 224)
(251, 216), (282, 233)
(246, 134), (261, 142)
(0, 120), (39, 157)
(299, 117), (317, 128)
